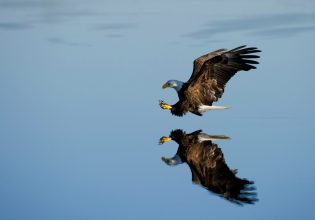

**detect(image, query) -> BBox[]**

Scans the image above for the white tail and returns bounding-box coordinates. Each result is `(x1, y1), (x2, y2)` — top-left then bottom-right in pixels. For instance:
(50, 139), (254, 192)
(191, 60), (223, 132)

(198, 105), (229, 112)
(198, 133), (230, 142)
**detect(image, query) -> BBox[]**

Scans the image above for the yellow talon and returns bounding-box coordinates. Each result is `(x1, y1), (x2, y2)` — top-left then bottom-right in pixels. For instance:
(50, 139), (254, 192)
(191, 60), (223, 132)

(159, 136), (172, 145)
(159, 100), (172, 110)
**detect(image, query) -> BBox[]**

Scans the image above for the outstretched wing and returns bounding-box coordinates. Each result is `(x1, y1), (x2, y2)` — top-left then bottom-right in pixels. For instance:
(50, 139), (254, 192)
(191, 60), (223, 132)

(183, 137), (257, 205)
(188, 48), (226, 83)
(184, 45), (261, 105)
(206, 144), (257, 205)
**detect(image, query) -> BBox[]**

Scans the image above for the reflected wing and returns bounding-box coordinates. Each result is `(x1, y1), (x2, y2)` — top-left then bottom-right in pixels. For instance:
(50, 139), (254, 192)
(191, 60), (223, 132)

(208, 146), (257, 205)
(189, 142), (257, 205)
(184, 45), (261, 105)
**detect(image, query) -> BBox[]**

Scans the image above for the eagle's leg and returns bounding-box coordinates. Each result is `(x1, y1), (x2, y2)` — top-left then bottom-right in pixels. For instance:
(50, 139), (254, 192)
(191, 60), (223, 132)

(159, 100), (172, 110)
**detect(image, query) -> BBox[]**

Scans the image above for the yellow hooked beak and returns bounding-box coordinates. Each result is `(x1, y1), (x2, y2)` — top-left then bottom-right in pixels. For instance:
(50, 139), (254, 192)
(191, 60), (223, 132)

(159, 136), (172, 145)
(162, 83), (169, 89)
(159, 100), (172, 110)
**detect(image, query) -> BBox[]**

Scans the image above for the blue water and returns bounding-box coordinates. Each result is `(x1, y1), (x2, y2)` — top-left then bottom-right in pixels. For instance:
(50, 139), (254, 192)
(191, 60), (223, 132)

(1, 0), (315, 219)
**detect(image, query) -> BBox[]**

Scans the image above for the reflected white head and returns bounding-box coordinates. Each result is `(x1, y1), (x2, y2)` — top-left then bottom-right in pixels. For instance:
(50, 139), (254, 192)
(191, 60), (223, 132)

(161, 155), (183, 166)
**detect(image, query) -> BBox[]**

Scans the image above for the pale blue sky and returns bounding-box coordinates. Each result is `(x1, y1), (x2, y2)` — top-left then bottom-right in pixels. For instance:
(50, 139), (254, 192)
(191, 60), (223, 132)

(0, 0), (315, 219)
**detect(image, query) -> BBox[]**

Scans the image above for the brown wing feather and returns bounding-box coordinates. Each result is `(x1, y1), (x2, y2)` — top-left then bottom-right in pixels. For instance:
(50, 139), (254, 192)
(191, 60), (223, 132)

(170, 129), (257, 204)
(184, 45), (261, 106)
(187, 48), (227, 84)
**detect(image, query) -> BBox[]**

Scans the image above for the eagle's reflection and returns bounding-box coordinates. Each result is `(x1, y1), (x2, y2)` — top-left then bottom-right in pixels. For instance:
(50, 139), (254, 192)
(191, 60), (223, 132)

(159, 129), (257, 205)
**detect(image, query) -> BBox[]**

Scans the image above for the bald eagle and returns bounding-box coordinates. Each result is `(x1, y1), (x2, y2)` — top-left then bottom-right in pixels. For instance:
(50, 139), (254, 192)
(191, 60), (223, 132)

(159, 129), (257, 205)
(159, 45), (261, 116)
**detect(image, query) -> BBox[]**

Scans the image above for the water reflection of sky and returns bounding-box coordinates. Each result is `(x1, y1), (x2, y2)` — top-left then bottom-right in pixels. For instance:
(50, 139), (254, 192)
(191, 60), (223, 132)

(0, 0), (315, 219)
(184, 13), (315, 39)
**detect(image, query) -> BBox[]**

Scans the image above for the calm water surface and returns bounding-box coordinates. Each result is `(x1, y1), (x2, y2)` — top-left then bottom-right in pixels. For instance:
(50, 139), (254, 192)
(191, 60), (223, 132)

(1, 0), (315, 219)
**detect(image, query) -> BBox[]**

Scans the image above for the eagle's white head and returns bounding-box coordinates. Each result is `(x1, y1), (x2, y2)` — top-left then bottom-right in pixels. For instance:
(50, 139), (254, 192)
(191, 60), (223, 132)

(162, 80), (184, 92)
